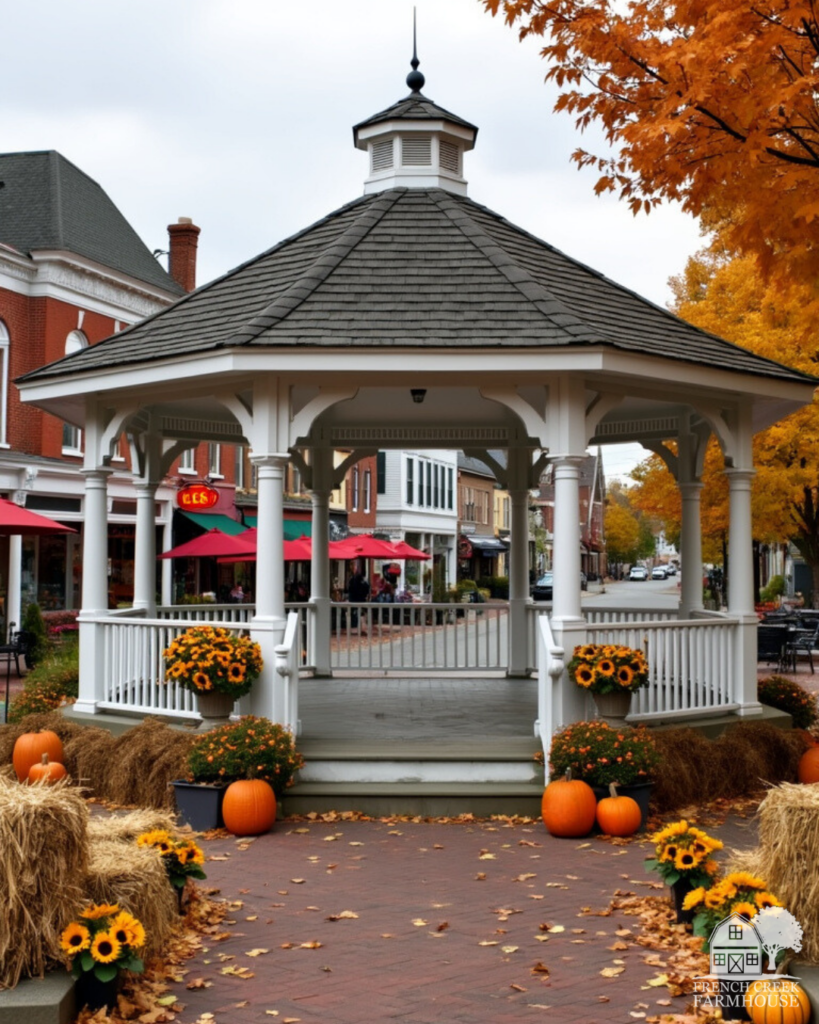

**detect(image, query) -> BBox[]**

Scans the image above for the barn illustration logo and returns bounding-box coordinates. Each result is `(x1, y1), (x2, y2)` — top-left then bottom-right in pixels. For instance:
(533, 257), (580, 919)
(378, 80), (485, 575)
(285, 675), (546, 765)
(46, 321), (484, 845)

(693, 907), (804, 1015)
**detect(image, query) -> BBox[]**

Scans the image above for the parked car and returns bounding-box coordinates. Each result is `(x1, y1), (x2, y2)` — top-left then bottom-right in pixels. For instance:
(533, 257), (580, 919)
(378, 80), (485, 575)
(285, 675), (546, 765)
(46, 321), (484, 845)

(651, 565), (668, 580)
(628, 566), (649, 581)
(531, 571), (588, 601)
(665, 564), (677, 576)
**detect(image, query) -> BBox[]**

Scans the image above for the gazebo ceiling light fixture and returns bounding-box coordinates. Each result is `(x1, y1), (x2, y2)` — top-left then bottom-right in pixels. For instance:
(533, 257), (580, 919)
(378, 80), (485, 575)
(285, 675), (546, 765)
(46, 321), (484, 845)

(410, 388), (427, 404)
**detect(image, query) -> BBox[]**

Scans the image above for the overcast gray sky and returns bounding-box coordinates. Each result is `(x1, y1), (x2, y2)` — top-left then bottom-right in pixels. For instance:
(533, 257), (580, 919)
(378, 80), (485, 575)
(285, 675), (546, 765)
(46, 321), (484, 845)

(3, 0), (702, 481)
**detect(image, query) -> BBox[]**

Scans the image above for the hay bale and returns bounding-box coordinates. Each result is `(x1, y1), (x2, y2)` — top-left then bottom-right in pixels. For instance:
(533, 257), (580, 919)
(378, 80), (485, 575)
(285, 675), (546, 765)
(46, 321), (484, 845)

(651, 728), (716, 811)
(0, 775), (89, 989)
(751, 783), (819, 964)
(0, 712), (89, 780)
(87, 808), (176, 844)
(106, 719), (195, 809)
(84, 839), (177, 957)
(63, 728), (116, 797)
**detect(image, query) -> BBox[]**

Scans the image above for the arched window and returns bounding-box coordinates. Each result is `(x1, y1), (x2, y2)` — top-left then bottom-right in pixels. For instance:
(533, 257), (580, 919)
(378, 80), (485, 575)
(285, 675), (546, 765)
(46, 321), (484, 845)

(0, 321), (8, 446)
(62, 331), (88, 453)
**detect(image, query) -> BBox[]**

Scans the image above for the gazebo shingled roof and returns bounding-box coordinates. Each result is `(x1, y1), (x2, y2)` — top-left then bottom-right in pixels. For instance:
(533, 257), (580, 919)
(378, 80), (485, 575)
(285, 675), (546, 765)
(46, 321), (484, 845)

(18, 187), (816, 387)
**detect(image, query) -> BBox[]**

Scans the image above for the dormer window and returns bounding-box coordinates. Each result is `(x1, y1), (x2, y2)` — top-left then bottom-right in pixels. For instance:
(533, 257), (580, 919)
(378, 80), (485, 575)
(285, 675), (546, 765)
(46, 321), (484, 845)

(401, 136), (432, 166)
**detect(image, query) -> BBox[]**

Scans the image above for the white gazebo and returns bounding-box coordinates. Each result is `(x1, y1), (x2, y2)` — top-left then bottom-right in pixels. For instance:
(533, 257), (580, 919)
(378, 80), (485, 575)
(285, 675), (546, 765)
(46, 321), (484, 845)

(17, 61), (815, 763)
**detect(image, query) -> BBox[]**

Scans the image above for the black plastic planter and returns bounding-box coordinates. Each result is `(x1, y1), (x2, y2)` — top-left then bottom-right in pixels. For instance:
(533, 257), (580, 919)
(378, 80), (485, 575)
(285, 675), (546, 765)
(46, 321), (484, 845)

(171, 780), (228, 830)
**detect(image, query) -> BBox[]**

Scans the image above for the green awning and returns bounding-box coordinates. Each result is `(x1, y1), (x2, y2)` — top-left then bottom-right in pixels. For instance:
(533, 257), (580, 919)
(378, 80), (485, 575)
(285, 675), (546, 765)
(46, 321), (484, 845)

(242, 516), (312, 540)
(180, 512), (249, 536)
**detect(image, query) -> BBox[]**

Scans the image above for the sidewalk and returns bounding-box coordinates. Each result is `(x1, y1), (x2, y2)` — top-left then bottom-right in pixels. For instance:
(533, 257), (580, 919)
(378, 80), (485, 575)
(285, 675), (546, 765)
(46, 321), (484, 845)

(170, 813), (757, 1024)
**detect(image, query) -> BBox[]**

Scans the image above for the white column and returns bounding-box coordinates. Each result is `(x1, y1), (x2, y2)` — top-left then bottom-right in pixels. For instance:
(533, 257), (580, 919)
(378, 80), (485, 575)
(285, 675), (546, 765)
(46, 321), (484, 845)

(160, 521), (173, 606)
(6, 535), (21, 639)
(132, 481), (158, 614)
(309, 484), (332, 676)
(726, 467), (762, 714)
(75, 469), (112, 713)
(679, 482), (704, 617)
(249, 454), (288, 721)
(508, 484), (531, 677)
(551, 457), (584, 625)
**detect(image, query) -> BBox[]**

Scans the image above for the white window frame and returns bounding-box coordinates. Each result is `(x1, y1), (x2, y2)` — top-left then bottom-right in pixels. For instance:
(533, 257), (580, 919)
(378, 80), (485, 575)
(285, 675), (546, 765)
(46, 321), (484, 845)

(61, 330), (88, 454)
(208, 443), (223, 479)
(0, 322), (9, 447)
(364, 469), (371, 513)
(352, 466), (359, 512)
(179, 447), (196, 475)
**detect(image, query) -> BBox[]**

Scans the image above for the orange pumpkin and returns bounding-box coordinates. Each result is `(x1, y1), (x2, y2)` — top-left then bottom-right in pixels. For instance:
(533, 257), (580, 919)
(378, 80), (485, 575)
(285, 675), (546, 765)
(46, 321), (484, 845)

(13, 730), (64, 782)
(798, 746), (819, 784)
(541, 770), (597, 838)
(595, 783), (642, 837)
(222, 779), (276, 836)
(744, 977), (811, 1024)
(27, 753), (68, 785)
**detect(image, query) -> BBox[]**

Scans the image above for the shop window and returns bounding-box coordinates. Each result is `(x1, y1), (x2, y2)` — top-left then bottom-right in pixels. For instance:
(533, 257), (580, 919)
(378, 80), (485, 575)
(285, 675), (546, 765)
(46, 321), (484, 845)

(208, 443), (222, 478)
(62, 331), (87, 454)
(179, 447), (196, 475)
(364, 469), (371, 513)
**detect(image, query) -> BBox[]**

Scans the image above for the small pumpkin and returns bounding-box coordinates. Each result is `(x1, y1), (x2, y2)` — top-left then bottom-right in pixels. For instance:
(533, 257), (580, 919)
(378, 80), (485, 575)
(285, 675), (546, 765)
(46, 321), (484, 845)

(797, 746), (819, 784)
(222, 779), (277, 836)
(541, 769), (597, 838)
(595, 783), (642, 837)
(744, 976), (811, 1024)
(27, 753), (68, 785)
(13, 730), (64, 782)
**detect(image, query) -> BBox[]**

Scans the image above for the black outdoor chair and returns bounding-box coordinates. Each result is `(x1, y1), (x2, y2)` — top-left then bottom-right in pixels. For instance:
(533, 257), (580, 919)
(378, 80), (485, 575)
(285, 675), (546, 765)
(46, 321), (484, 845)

(781, 622), (819, 674)
(0, 629), (33, 724)
(757, 624), (789, 671)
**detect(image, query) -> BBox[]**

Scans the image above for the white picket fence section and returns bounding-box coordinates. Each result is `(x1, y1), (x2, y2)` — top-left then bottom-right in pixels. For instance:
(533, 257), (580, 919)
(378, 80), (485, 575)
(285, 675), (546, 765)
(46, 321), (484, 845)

(586, 617), (738, 720)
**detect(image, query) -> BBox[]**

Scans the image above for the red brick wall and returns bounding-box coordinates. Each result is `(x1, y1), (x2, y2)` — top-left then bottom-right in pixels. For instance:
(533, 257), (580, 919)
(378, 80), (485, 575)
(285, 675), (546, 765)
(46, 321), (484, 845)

(347, 455), (376, 528)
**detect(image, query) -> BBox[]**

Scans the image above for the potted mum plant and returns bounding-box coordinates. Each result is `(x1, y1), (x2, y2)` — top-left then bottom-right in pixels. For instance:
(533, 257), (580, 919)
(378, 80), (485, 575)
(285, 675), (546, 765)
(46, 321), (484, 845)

(549, 720), (660, 829)
(568, 643), (649, 724)
(644, 820), (723, 923)
(60, 902), (145, 1012)
(173, 715), (304, 831)
(162, 625), (263, 730)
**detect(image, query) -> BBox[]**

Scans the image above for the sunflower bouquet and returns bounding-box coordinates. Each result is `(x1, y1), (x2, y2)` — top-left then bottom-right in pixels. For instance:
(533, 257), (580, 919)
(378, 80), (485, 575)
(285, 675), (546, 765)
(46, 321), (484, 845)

(162, 625), (262, 698)
(645, 820), (723, 888)
(568, 643), (649, 695)
(60, 902), (145, 983)
(685, 872), (783, 950)
(136, 830), (207, 890)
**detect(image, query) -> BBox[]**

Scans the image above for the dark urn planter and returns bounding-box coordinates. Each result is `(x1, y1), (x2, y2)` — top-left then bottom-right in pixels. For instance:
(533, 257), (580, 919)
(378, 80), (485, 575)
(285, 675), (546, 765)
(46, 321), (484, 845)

(74, 972), (120, 1013)
(671, 877), (696, 925)
(592, 689), (632, 726)
(195, 690), (236, 731)
(591, 781), (653, 832)
(172, 780), (228, 830)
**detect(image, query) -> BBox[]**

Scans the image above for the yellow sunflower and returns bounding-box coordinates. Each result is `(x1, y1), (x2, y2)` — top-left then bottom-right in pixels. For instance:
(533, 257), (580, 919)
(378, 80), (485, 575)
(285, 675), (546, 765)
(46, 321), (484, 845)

(723, 872), (767, 891)
(228, 662), (246, 682)
(732, 901), (757, 919)
(674, 849), (699, 871)
(91, 931), (121, 964)
(682, 887), (707, 911)
(616, 665), (634, 687)
(192, 671), (210, 690)
(755, 892), (782, 910)
(659, 843), (679, 863)
(575, 665), (595, 688)
(596, 659), (616, 677)
(137, 830), (171, 848)
(60, 922), (91, 955)
(110, 911), (142, 948)
(82, 902), (120, 920)
(577, 645), (597, 660)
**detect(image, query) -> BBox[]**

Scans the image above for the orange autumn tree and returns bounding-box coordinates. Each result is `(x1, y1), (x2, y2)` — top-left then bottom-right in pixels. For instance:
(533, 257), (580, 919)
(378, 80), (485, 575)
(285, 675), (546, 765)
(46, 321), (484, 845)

(483, 0), (819, 285)
(665, 248), (819, 601)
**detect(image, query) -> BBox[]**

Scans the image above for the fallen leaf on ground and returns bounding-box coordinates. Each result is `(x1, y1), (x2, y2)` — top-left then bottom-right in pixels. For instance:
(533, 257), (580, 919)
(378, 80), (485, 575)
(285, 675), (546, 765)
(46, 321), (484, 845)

(600, 967), (625, 977)
(245, 948), (270, 957)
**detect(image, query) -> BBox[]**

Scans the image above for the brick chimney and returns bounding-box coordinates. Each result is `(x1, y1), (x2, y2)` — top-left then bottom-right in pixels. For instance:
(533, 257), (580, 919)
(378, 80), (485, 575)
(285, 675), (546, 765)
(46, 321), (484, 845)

(167, 216), (200, 293)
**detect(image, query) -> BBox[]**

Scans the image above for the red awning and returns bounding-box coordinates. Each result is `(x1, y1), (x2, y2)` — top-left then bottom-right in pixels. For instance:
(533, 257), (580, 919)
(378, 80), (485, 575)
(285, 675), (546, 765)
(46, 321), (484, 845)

(389, 540), (430, 560)
(0, 498), (75, 535)
(158, 528), (256, 560)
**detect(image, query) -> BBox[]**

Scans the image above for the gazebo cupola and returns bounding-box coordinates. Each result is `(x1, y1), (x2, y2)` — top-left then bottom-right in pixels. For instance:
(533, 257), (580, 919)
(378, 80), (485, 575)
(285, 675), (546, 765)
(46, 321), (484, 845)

(353, 50), (478, 196)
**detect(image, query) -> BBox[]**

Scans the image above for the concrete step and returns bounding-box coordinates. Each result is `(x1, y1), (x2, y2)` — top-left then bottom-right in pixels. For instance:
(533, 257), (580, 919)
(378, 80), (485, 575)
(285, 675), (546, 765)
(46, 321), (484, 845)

(281, 780), (545, 818)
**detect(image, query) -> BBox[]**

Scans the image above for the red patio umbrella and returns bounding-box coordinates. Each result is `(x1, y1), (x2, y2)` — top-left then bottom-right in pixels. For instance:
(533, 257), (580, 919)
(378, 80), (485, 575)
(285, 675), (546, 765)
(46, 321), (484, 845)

(217, 535), (314, 564)
(389, 540), (430, 560)
(158, 528), (256, 560)
(0, 497), (76, 535)
(330, 534), (397, 559)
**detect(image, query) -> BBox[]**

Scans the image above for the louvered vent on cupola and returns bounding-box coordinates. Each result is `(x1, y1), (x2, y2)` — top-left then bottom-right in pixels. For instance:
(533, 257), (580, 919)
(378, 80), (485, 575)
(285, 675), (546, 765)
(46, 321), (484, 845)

(371, 139), (394, 172)
(439, 140), (461, 175)
(401, 136), (432, 166)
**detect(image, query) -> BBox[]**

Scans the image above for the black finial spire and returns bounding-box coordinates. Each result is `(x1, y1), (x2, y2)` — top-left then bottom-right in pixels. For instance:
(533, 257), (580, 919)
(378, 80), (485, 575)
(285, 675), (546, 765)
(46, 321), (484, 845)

(406, 7), (425, 93)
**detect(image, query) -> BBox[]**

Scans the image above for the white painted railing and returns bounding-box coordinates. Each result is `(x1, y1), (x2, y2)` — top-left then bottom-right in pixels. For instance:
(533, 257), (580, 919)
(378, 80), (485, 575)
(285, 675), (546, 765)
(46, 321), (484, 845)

(96, 614), (251, 720)
(274, 612), (301, 735)
(535, 613), (565, 755)
(585, 608), (679, 624)
(587, 617), (739, 721)
(330, 601), (508, 671)
(158, 603), (253, 623)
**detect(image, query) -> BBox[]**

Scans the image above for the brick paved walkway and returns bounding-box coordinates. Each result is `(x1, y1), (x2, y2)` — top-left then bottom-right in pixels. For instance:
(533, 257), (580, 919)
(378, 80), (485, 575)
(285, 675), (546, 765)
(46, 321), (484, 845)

(171, 815), (757, 1024)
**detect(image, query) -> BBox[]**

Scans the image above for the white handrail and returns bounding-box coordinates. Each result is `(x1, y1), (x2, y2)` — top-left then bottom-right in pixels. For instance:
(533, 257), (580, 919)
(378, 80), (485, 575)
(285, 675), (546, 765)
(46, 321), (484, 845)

(274, 612), (301, 735)
(535, 613), (564, 756)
